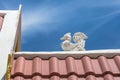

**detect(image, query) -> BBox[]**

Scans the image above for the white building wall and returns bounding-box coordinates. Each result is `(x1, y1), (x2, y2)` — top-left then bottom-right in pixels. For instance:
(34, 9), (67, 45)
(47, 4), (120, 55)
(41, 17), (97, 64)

(0, 5), (21, 80)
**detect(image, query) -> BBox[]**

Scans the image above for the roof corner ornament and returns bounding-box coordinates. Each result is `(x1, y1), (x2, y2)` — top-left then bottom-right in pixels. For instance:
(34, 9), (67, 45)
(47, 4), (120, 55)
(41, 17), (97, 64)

(60, 32), (88, 51)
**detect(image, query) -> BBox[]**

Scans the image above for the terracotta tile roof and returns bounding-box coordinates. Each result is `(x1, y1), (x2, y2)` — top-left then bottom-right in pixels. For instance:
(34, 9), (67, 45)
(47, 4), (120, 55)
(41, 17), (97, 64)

(10, 55), (120, 80)
(11, 74), (120, 80)
(0, 16), (3, 30)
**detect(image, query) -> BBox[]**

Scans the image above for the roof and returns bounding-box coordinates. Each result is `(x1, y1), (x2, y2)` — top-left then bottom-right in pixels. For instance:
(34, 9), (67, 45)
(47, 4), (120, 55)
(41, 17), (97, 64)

(11, 75), (120, 80)
(10, 50), (120, 80)
(0, 16), (3, 30)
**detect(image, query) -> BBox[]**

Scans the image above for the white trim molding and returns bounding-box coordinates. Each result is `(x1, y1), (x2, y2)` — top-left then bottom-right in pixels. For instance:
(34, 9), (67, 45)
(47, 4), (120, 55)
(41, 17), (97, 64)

(15, 49), (120, 59)
(0, 5), (21, 80)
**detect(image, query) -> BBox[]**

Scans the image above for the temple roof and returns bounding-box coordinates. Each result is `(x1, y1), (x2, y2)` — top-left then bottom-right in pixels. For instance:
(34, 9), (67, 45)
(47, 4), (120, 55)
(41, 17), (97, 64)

(0, 16), (3, 30)
(10, 50), (120, 80)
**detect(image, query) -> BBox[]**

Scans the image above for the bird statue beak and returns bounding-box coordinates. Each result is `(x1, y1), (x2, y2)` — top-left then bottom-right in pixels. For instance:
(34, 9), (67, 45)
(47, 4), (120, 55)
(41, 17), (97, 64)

(60, 37), (64, 40)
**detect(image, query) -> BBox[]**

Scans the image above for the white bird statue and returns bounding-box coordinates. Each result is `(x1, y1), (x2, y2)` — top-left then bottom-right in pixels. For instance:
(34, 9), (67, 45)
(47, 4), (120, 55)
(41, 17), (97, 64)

(60, 33), (75, 51)
(60, 32), (88, 51)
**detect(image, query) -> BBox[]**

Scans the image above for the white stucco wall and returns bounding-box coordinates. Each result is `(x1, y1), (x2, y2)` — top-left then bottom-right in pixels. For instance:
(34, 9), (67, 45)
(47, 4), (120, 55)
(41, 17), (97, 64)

(0, 5), (21, 80)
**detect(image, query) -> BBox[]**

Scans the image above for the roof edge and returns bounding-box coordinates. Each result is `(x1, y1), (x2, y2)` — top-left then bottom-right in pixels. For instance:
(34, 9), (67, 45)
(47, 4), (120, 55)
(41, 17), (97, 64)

(15, 49), (120, 59)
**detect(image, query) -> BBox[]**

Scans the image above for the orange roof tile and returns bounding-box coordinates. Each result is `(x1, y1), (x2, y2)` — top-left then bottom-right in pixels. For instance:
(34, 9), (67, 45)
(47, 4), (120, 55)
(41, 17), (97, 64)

(11, 74), (120, 80)
(11, 55), (120, 80)
(0, 16), (3, 30)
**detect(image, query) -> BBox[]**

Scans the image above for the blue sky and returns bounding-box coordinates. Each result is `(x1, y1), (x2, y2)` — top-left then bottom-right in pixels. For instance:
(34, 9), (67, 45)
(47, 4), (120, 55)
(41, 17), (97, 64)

(0, 0), (120, 51)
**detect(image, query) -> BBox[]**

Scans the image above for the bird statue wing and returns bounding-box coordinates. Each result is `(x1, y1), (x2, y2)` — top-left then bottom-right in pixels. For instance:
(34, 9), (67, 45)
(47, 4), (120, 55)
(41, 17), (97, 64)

(73, 32), (88, 43)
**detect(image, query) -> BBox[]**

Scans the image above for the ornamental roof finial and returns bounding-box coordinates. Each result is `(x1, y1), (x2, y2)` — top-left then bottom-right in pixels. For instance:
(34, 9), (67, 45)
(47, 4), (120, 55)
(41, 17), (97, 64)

(60, 32), (88, 51)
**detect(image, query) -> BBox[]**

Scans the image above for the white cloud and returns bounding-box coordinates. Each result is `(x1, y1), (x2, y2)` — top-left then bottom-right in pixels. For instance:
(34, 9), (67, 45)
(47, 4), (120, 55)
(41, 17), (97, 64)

(87, 10), (120, 35)
(22, 6), (62, 33)
(22, 0), (120, 35)
(22, 1), (79, 34)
